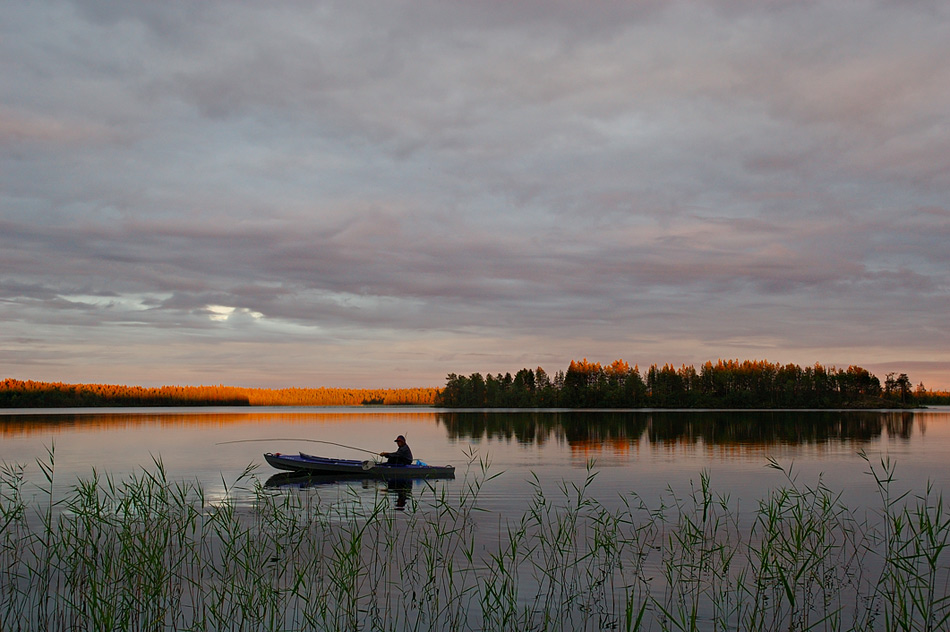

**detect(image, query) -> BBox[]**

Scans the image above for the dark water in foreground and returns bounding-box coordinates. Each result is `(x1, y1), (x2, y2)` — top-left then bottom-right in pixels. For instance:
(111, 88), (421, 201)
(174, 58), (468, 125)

(2, 406), (948, 513)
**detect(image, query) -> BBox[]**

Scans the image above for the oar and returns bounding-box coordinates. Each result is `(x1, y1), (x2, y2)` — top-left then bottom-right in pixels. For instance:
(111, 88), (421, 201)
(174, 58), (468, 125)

(215, 438), (380, 456)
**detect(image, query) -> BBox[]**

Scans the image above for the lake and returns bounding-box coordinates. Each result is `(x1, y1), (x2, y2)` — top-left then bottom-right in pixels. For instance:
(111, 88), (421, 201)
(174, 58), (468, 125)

(2, 406), (948, 511)
(3, 406), (950, 631)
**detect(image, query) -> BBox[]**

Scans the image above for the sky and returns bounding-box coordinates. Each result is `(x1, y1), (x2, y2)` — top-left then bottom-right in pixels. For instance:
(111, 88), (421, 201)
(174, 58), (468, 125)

(2, 1), (949, 390)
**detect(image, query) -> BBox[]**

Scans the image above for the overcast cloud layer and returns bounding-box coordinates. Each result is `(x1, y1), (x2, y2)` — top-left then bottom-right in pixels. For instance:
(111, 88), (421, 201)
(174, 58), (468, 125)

(2, 1), (949, 389)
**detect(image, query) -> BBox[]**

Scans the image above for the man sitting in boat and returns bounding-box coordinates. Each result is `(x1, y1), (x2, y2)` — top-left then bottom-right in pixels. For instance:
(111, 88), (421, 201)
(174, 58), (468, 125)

(380, 435), (413, 465)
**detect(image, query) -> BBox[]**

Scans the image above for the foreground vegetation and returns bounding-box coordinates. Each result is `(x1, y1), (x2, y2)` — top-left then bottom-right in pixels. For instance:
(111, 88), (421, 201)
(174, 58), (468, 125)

(2, 451), (949, 631)
(439, 359), (950, 408)
(0, 379), (439, 408)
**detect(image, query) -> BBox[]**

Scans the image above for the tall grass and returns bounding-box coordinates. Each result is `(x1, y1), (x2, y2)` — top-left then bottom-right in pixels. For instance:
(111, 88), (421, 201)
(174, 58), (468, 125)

(2, 449), (949, 631)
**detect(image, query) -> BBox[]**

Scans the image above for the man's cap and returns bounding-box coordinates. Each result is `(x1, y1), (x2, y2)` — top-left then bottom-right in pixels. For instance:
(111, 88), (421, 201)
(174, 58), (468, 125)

(395, 435), (406, 442)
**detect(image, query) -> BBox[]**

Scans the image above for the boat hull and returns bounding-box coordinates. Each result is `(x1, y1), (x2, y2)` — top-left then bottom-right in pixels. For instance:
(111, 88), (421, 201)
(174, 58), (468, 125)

(263, 452), (456, 479)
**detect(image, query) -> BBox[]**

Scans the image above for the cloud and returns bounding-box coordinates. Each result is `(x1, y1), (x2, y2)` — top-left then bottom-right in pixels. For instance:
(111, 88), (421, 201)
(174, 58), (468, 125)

(0, 109), (115, 145)
(1, 0), (949, 388)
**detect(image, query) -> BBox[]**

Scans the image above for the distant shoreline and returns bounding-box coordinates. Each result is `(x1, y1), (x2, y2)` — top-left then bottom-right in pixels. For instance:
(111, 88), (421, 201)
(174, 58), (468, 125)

(3, 361), (946, 410)
(0, 379), (440, 408)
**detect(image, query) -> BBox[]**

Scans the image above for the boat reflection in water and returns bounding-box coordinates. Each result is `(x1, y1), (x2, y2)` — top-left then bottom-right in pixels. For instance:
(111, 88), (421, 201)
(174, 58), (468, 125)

(264, 472), (417, 509)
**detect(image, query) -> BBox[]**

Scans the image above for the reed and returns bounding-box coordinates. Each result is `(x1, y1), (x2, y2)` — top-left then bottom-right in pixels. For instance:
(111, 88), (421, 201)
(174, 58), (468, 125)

(2, 450), (950, 631)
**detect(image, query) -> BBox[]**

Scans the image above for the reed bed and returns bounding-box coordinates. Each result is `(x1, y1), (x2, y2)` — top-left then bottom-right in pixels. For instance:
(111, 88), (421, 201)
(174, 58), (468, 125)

(2, 448), (949, 631)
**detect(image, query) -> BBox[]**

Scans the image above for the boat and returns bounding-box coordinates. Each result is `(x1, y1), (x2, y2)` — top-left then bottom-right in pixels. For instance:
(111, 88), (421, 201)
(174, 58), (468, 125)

(263, 452), (456, 479)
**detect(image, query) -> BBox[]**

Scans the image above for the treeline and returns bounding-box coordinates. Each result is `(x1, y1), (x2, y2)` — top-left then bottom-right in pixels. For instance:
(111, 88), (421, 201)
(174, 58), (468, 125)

(0, 379), (440, 408)
(437, 359), (944, 409)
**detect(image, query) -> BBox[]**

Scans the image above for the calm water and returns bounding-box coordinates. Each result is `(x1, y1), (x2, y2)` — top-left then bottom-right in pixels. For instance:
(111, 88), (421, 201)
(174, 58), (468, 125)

(5, 406), (950, 631)
(2, 406), (949, 514)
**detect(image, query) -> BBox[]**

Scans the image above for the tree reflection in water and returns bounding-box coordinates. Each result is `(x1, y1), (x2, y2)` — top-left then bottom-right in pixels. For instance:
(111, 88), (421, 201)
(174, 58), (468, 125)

(437, 410), (916, 451)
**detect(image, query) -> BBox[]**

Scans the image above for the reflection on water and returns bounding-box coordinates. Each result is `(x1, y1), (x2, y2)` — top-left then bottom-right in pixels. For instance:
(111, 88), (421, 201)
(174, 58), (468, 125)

(265, 472), (415, 510)
(0, 408), (440, 437)
(437, 409), (917, 449)
(0, 407), (924, 451)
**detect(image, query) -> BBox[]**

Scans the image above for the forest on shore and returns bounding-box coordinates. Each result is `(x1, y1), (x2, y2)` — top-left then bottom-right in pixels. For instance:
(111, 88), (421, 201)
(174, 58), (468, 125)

(2, 359), (948, 409)
(0, 379), (439, 408)
(436, 359), (950, 409)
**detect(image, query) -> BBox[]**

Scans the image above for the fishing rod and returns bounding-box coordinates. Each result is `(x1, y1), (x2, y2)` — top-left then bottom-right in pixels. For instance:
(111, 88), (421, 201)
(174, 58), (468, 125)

(215, 438), (380, 456)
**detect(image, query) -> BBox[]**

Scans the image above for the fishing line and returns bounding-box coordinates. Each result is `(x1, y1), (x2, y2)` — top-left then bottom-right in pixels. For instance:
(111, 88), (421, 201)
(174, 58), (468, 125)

(215, 438), (379, 456)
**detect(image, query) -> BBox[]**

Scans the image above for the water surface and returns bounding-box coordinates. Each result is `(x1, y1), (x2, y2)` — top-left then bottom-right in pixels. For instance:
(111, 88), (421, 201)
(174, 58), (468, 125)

(2, 407), (948, 513)
(6, 407), (950, 630)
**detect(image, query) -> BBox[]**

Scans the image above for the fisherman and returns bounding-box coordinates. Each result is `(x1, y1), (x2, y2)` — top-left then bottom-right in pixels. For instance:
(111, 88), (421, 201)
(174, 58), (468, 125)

(380, 435), (413, 465)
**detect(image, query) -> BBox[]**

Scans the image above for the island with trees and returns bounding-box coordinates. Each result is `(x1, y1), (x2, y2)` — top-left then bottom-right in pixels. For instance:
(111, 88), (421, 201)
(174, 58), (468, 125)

(436, 359), (950, 409)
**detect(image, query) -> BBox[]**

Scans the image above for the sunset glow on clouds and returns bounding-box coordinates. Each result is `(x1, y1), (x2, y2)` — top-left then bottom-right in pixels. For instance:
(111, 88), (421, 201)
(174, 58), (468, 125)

(2, 1), (949, 389)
